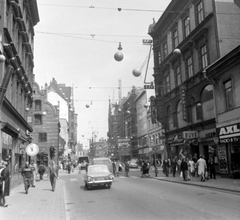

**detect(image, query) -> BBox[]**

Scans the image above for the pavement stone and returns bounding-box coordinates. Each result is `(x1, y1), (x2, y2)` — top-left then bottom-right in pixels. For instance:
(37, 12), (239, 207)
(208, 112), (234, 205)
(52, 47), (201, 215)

(0, 174), (67, 220)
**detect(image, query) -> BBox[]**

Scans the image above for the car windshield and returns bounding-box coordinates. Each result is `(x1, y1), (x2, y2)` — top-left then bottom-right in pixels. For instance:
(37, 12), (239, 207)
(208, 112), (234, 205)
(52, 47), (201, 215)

(93, 160), (111, 165)
(88, 165), (109, 173)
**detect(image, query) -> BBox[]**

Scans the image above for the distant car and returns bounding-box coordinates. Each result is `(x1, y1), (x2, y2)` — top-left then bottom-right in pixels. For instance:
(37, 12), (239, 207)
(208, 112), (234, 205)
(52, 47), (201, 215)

(92, 157), (113, 173)
(78, 156), (89, 170)
(84, 164), (114, 190)
(129, 160), (138, 169)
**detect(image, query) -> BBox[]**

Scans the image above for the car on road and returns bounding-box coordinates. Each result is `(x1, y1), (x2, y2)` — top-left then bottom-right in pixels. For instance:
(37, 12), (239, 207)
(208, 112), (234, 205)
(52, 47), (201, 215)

(84, 164), (114, 190)
(91, 157), (113, 173)
(129, 159), (138, 169)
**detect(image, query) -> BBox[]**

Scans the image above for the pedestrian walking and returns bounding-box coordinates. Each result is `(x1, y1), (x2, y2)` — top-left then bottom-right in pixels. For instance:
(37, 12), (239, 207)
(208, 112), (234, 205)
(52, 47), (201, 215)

(21, 161), (33, 194)
(124, 161), (129, 177)
(162, 158), (170, 177)
(67, 162), (71, 174)
(188, 157), (195, 180)
(196, 155), (207, 182)
(49, 160), (59, 192)
(112, 161), (116, 177)
(38, 161), (46, 180)
(29, 160), (37, 187)
(171, 156), (178, 177)
(0, 161), (10, 207)
(180, 158), (189, 181)
(208, 156), (216, 179)
(77, 163), (82, 174)
(153, 158), (159, 177)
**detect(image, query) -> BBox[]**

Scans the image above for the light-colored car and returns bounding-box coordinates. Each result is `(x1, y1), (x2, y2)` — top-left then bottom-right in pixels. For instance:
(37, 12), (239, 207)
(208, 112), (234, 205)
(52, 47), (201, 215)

(92, 157), (113, 173)
(129, 160), (138, 169)
(84, 164), (114, 190)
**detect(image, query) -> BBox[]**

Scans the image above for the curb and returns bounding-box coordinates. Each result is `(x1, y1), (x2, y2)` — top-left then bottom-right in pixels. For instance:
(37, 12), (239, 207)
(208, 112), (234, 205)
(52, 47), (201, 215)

(151, 177), (240, 194)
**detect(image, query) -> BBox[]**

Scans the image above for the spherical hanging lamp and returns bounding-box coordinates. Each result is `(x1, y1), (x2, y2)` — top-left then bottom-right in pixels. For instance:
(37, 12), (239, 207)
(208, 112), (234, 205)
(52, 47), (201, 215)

(173, 48), (181, 57)
(0, 54), (6, 63)
(114, 52), (124, 62)
(132, 68), (141, 77)
(86, 104), (90, 108)
(114, 42), (124, 62)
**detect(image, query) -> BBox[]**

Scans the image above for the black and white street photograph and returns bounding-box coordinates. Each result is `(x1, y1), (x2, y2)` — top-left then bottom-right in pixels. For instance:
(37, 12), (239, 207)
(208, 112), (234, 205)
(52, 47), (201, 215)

(0, 0), (240, 220)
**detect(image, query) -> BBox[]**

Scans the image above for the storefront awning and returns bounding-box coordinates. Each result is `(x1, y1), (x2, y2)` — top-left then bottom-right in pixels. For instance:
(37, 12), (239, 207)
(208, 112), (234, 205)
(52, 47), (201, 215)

(1, 122), (19, 137)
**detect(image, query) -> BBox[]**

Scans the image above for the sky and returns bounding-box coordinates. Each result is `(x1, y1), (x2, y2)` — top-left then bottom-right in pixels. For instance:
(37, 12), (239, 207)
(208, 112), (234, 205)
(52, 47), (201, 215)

(34, 0), (171, 147)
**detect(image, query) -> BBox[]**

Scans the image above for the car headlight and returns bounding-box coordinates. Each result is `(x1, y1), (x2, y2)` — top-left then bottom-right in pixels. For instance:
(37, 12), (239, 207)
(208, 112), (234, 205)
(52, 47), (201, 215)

(106, 174), (114, 180)
(87, 176), (93, 182)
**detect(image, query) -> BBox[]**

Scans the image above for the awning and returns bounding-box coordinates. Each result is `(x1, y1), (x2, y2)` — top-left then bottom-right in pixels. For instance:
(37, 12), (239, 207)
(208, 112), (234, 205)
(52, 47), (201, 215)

(1, 122), (19, 137)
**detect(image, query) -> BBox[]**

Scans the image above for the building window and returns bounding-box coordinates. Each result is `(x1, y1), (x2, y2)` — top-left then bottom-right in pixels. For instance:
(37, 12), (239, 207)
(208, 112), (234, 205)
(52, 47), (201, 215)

(201, 85), (215, 120)
(175, 66), (181, 87)
(165, 75), (170, 93)
(163, 41), (168, 59)
(224, 79), (234, 110)
(35, 100), (42, 111)
(196, 1), (204, 24)
(187, 56), (193, 78)
(172, 29), (179, 48)
(34, 114), (42, 125)
(183, 17), (190, 38)
(39, 133), (47, 142)
(200, 44), (208, 69)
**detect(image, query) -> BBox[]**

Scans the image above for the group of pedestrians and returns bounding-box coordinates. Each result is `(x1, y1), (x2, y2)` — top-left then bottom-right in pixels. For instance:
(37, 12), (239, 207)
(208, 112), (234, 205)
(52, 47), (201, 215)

(161, 150), (216, 183)
(0, 160), (10, 207)
(21, 160), (59, 193)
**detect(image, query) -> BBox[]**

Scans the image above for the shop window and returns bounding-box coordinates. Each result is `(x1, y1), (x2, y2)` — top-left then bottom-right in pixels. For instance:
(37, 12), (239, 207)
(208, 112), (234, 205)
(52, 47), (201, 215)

(231, 143), (240, 178)
(201, 85), (215, 120)
(224, 79), (234, 110)
(39, 133), (47, 142)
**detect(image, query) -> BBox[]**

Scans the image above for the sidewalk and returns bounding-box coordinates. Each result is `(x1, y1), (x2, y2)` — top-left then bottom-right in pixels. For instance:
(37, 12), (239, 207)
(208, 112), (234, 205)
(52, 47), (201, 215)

(0, 175), (67, 220)
(147, 167), (240, 193)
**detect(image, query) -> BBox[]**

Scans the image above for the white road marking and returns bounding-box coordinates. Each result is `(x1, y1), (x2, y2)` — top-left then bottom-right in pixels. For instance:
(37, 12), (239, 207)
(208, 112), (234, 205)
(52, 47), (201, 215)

(70, 178), (77, 181)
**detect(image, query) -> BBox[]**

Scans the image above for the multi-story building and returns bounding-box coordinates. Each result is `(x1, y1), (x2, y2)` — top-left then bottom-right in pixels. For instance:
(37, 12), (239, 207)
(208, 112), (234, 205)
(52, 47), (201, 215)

(205, 45), (240, 177)
(148, 0), (240, 175)
(31, 81), (60, 166)
(0, 0), (39, 188)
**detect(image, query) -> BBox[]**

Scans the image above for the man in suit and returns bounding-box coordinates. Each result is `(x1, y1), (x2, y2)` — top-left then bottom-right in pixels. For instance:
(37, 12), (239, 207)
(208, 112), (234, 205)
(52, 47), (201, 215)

(48, 160), (59, 192)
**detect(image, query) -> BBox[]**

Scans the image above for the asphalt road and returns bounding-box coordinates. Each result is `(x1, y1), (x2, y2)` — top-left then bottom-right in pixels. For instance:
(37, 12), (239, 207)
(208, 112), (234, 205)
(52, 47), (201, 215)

(61, 170), (240, 220)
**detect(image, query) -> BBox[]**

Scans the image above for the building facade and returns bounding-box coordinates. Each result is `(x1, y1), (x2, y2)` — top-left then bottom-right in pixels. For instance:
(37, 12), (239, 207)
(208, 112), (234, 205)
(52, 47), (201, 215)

(205, 46), (240, 177)
(0, 0), (39, 188)
(31, 81), (60, 166)
(149, 0), (240, 175)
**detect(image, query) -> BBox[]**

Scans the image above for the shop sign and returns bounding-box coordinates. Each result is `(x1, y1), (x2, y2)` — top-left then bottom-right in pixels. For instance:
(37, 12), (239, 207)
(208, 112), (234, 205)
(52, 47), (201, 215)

(217, 123), (240, 143)
(181, 85), (188, 121)
(172, 134), (183, 143)
(2, 132), (12, 148)
(183, 131), (198, 139)
(218, 144), (228, 174)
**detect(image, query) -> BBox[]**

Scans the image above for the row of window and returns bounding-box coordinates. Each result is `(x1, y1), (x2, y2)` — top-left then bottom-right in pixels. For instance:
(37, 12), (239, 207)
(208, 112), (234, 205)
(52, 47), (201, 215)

(165, 79), (234, 131)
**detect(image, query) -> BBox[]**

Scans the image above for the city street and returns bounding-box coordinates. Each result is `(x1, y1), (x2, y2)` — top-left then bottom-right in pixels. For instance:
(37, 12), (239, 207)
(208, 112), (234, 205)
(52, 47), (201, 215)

(2, 169), (239, 220)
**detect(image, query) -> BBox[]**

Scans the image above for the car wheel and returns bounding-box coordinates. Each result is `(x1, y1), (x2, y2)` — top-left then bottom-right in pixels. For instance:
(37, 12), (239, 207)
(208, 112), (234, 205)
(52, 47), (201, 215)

(85, 183), (90, 190)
